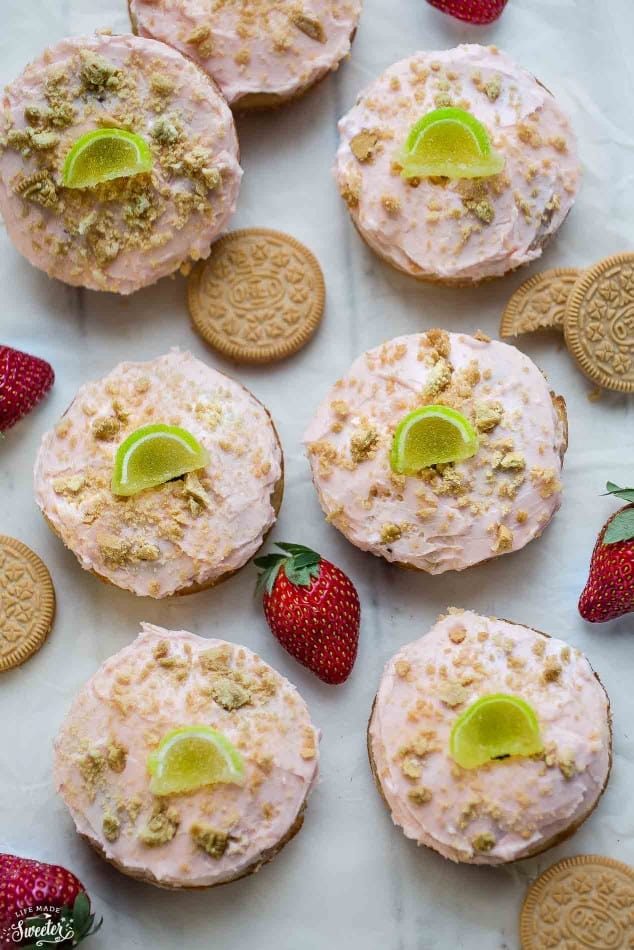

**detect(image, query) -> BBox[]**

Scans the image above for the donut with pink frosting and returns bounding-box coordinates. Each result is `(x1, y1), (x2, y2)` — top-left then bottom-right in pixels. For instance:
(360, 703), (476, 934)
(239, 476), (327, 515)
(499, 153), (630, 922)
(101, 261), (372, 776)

(129, 0), (363, 110)
(54, 624), (320, 888)
(368, 610), (611, 865)
(334, 45), (581, 283)
(0, 33), (241, 294)
(305, 330), (567, 574)
(34, 350), (283, 598)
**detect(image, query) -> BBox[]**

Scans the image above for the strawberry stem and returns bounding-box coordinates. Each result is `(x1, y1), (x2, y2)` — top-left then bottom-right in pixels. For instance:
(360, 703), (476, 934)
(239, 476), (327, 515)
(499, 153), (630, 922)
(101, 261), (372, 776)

(254, 543), (321, 595)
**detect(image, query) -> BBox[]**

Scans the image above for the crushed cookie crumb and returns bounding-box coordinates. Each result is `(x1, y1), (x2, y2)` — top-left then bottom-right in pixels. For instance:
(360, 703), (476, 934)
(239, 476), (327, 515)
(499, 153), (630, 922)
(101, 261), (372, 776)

(408, 786), (432, 805)
(78, 749), (106, 798)
(380, 523), (402, 544)
(186, 25), (212, 48)
(350, 130), (380, 163)
(395, 660), (411, 678)
(499, 452), (525, 471)
(438, 681), (468, 708)
(182, 472), (211, 510)
(290, 13), (326, 42)
(530, 467), (561, 499)
(381, 193), (401, 214)
(474, 401), (503, 432)
(557, 751), (577, 780)
(462, 195), (494, 224)
(79, 49), (121, 92)
(330, 399), (349, 419)
(53, 474), (85, 496)
(340, 171), (362, 207)
(300, 727), (317, 760)
(449, 625), (467, 644)
(209, 675), (251, 711)
(92, 416), (120, 441)
(401, 757), (422, 780)
(350, 426), (379, 463)
(107, 742), (127, 773)
(472, 832), (495, 852)
(199, 645), (232, 672)
(542, 656), (562, 684)
(422, 357), (453, 399)
(425, 329), (451, 360)
(493, 524), (513, 553)
(14, 170), (58, 208)
(484, 77), (501, 101)
(138, 807), (180, 847)
(103, 814), (120, 842)
(134, 540), (161, 561)
(152, 116), (180, 145)
(190, 823), (228, 859)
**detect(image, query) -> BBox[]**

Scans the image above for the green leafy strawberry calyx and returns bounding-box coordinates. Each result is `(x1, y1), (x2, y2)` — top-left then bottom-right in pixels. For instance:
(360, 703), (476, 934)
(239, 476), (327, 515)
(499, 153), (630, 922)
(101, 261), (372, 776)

(254, 543), (321, 595)
(602, 482), (634, 545)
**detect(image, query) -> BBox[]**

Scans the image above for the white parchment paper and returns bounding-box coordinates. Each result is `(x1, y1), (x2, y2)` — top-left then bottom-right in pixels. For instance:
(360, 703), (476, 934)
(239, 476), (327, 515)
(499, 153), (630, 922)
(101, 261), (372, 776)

(0, 1), (633, 948)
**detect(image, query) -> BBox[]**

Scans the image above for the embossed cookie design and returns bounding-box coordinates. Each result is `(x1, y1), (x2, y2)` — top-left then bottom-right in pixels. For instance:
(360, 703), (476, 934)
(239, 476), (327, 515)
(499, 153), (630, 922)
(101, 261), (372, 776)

(500, 268), (582, 337)
(564, 252), (634, 393)
(520, 855), (634, 949)
(188, 229), (325, 364)
(0, 536), (55, 671)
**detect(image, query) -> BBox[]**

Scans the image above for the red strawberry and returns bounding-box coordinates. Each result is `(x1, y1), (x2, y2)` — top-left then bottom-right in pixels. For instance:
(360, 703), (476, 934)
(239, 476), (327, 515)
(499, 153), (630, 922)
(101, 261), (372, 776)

(0, 854), (101, 947)
(255, 542), (360, 684)
(425, 0), (509, 24)
(579, 482), (634, 623)
(0, 346), (54, 432)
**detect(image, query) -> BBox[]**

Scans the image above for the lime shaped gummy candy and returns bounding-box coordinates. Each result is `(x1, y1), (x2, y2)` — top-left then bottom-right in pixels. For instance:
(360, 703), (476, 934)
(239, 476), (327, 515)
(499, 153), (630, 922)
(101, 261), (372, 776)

(450, 694), (543, 770)
(62, 128), (152, 189)
(399, 107), (505, 180)
(111, 424), (209, 497)
(390, 405), (478, 475)
(147, 725), (245, 796)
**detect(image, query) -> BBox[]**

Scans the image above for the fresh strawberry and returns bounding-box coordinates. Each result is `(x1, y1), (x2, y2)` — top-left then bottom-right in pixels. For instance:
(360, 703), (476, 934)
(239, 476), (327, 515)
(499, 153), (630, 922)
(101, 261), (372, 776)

(255, 542), (360, 685)
(425, 0), (509, 25)
(579, 482), (634, 623)
(0, 854), (101, 947)
(0, 346), (54, 432)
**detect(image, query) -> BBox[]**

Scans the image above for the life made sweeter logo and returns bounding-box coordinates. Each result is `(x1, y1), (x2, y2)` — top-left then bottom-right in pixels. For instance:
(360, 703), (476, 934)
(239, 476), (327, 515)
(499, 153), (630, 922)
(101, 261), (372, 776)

(0, 892), (102, 948)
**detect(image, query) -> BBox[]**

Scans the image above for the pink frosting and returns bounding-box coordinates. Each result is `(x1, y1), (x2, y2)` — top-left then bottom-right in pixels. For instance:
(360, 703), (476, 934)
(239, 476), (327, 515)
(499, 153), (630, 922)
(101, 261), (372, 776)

(369, 611), (611, 865)
(34, 351), (282, 597)
(304, 331), (566, 573)
(53, 625), (320, 887)
(0, 33), (241, 293)
(334, 45), (581, 282)
(130, 0), (363, 106)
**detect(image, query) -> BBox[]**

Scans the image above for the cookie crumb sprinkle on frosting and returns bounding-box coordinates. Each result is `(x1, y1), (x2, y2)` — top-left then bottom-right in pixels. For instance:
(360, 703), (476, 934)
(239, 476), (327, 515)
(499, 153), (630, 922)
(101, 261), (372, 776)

(129, 0), (362, 108)
(53, 625), (320, 888)
(334, 45), (580, 283)
(369, 612), (611, 864)
(305, 332), (566, 574)
(0, 33), (242, 293)
(35, 351), (282, 597)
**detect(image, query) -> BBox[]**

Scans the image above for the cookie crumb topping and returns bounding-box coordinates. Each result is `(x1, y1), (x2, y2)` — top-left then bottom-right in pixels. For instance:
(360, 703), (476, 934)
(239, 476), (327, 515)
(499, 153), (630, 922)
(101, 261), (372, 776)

(190, 823), (229, 859)
(138, 806), (180, 847)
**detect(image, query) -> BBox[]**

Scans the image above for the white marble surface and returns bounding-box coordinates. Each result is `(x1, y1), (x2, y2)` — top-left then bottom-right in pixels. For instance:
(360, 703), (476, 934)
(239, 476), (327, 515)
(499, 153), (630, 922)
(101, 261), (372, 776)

(1, 1), (633, 947)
